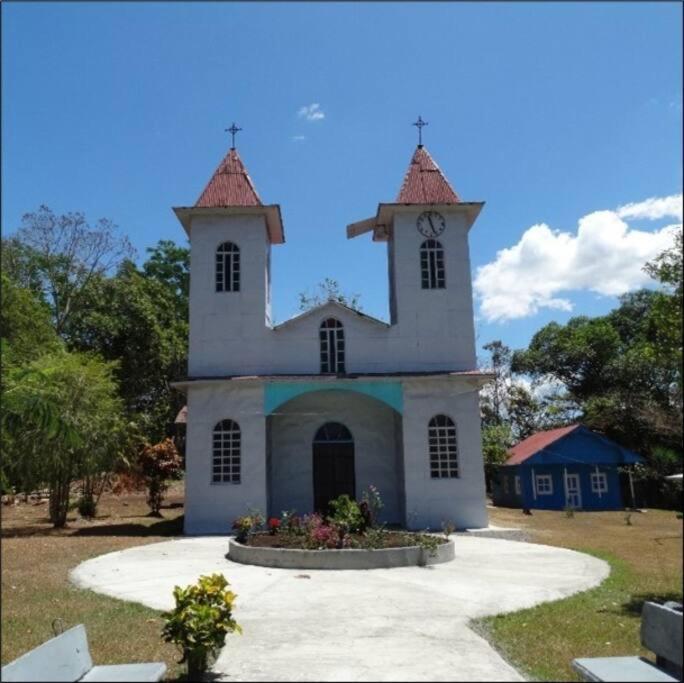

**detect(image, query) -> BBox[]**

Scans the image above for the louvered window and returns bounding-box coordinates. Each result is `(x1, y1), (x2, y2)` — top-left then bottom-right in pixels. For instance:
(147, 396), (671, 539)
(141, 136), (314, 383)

(420, 239), (445, 289)
(320, 318), (345, 374)
(216, 242), (240, 292)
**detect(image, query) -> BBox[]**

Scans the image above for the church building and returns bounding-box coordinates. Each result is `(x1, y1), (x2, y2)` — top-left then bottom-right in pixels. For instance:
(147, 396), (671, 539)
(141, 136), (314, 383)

(173, 125), (491, 534)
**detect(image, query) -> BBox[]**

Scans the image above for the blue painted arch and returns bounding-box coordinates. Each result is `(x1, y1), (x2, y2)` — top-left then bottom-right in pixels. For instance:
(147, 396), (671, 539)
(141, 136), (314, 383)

(264, 381), (403, 415)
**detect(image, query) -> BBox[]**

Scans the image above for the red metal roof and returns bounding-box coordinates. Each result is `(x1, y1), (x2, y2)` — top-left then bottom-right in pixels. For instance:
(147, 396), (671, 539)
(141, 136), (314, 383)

(505, 424), (581, 465)
(396, 146), (461, 204)
(195, 147), (262, 208)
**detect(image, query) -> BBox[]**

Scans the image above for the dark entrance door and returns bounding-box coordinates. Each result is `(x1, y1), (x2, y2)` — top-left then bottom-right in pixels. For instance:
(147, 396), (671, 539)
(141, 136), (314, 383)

(312, 422), (355, 514)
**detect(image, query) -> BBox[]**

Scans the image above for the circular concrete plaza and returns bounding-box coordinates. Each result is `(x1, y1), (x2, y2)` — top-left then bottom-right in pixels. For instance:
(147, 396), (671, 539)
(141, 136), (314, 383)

(71, 536), (609, 682)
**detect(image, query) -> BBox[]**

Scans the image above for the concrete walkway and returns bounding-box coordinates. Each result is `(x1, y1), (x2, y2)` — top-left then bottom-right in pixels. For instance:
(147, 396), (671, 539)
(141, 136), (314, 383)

(71, 536), (609, 681)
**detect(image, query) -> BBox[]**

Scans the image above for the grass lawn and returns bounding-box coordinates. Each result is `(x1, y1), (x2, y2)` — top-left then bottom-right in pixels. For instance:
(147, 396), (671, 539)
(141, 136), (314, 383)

(1, 484), (187, 680)
(475, 505), (683, 682)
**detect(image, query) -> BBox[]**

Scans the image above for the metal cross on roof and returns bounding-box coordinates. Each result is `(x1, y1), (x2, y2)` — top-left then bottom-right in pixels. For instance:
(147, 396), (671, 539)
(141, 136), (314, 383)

(412, 115), (428, 146)
(225, 122), (242, 149)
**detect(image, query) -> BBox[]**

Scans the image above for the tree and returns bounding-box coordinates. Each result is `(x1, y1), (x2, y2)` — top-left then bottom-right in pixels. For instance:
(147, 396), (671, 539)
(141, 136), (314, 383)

(3, 351), (128, 526)
(138, 438), (183, 516)
(1, 271), (61, 366)
(512, 317), (621, 401)
(142, 240), (190, 319)
(10, 205), (134, 334)
(481, 423), (515, 492)
(643, 227), (683, 421)
(481, 341), (512, 426)
(298, 278), (362, 312)
(65, 259), (188, 441)
(507, 384), (543, 440)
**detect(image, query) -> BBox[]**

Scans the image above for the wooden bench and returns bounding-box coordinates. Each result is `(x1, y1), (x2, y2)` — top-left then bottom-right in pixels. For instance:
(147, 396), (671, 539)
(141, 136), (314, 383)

(572, 601), (683, 682)
(1, 624), (166, 682)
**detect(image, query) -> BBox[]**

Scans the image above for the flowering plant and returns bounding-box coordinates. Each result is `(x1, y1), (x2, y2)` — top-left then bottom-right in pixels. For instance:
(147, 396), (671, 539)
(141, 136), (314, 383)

(281, 510), (302, 536)
(267, 517), (281, 535)
(232, 516), (253, 543)
(361, 485), (384, 528)
(311, 523), (337, 548)
(232, 510), (264, 543)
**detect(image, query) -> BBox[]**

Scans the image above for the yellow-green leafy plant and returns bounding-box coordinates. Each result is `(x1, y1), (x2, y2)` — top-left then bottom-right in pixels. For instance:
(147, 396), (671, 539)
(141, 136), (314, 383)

(162, 573), (242, 678)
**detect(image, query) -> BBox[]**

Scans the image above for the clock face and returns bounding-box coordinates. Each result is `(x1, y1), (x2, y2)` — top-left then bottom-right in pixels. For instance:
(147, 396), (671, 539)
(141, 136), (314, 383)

(417, 211), (446, 238)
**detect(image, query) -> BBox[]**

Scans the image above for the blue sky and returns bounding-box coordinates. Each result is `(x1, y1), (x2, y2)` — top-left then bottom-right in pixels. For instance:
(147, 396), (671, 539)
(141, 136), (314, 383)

(3, 2), (682, 361)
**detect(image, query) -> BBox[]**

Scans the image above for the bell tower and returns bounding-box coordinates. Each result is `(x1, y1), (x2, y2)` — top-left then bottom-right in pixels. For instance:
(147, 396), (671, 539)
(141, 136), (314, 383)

(174, 127), (285, 377)
(347, 123), (484, 372)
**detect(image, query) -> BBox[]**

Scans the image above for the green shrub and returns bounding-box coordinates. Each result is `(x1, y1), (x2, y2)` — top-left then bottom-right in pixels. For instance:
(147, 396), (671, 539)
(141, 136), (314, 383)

(77, 496), (97, 519)
(162, 573), (241, 678)
(328, 494), (365, 533)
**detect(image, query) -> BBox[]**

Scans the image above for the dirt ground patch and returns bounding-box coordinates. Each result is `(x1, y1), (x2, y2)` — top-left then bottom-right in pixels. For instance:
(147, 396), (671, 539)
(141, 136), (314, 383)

(1, 483), (186, 680)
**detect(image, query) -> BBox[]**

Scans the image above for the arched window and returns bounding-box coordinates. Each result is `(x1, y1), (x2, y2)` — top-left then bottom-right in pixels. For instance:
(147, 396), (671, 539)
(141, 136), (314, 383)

(314, 422), (353, 442)
(212, 419), (241, 483)
(216, 242), (240, 292)
(320, 318), (345, 374)
(420, 239), (445, 289)
(428, 415), (459, 478)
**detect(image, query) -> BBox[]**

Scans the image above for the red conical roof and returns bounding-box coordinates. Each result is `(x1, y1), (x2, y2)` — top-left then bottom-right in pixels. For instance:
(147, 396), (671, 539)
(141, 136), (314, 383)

(396, 146), (460, 204)
(195, 147), (262, 207)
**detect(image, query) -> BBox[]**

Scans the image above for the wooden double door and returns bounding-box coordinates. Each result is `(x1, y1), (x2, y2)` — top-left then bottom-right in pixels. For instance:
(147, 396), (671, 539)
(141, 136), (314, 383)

(312, 422), (355, 514)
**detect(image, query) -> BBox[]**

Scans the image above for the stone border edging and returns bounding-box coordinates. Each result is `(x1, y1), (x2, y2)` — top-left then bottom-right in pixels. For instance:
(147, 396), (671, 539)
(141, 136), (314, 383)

(227, 538), (455, 569)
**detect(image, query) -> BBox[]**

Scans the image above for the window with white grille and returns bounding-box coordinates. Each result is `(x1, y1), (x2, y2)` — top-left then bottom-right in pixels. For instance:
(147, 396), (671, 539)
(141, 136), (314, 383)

(536, 474), (553, 495)
(216, 242), (240, 292)
(320, 318), (345, 373)
(212, 419), (241, 484)
(420, 239), (445, 289)
(428, 415), (459, 478)
(591, 471), (608, 494)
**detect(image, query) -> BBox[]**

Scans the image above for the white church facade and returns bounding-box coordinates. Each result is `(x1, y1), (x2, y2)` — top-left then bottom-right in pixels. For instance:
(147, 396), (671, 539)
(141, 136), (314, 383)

(173, 131), (491, 534)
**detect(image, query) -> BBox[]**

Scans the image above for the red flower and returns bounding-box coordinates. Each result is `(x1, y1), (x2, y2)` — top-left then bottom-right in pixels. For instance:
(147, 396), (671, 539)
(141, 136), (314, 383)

(267, 517), (281, 534)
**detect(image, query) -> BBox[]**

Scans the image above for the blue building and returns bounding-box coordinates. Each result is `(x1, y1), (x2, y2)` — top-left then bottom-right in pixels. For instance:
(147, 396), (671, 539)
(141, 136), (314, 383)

(492, 424), (644, 511)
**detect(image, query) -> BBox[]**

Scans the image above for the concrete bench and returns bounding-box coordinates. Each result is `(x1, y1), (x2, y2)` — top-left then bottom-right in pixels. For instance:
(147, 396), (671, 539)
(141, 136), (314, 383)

(1, 624), (167, 682)
(572, 601), (683, 682)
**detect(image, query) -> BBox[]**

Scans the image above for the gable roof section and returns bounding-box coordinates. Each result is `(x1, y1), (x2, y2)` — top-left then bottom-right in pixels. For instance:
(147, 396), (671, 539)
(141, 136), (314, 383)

(504, 424), (645, 466)
(505, 424), (581, 465)
(274, 300), (390, 331)
(195, 148), (262, 207)
(396, 146), (461, 204)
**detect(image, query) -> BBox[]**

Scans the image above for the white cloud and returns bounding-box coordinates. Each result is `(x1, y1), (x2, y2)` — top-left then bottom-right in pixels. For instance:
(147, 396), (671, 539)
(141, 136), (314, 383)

(474, 195), (681, 323)
(616, 193), (682, 221)
(291, 135), (306, 142)
(297, 103), (325, 121)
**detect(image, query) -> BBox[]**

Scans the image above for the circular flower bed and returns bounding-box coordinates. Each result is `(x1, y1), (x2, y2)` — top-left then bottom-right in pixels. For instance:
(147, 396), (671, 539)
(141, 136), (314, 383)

(227, 489), (456, 569)
(228, 533), (455, 570)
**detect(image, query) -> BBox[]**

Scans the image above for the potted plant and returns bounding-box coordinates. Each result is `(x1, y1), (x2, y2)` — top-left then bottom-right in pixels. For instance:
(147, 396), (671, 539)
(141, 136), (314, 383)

(162, 573), (242, 679)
